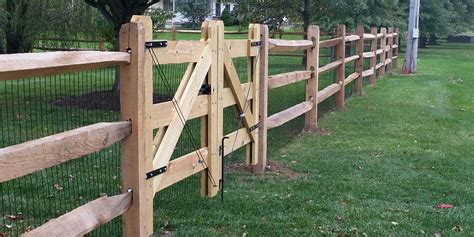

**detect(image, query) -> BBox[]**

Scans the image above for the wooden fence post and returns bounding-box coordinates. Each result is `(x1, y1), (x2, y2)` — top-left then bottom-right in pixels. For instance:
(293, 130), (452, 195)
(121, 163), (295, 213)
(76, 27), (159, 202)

(355, 25), (364, 95)
(394, 28), (400, 68)
(246, 24), (260, 166)
(369, 27), (377, 85)
(200, 22), (210, 197)
(304, 25), (320, 130)
(206, 21), (224, 197)
(335, 25), (346, 111)
(119, 16), (154, 236)
(387, 27), (394, 73)
(171, 25), (177, 40)
(380, 27), (387, 77)
(253, 25), (269, 173)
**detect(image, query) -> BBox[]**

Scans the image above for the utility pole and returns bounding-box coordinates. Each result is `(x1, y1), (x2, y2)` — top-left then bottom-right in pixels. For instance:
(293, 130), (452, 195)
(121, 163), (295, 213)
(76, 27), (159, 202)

(404, 0), (421, 74)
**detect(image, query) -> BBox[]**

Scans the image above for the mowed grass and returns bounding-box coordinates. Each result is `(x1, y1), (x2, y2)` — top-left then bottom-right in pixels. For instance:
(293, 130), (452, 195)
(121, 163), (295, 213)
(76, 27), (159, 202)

(153, 43), (474, 236)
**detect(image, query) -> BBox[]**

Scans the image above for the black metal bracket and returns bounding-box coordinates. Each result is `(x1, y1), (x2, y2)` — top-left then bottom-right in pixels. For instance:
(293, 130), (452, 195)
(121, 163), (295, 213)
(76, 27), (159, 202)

(220, 136), (230, 203)
(145, 40), (168, 49)
(145, 166), (168, 180)
(251, 41), (263, 47)
(249, 122), (261, 132)
(200, 84), (212, 95)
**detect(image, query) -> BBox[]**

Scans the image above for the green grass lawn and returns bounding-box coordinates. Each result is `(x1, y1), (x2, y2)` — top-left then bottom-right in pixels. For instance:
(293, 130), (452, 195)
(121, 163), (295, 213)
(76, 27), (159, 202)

(152, 43), (474, 236)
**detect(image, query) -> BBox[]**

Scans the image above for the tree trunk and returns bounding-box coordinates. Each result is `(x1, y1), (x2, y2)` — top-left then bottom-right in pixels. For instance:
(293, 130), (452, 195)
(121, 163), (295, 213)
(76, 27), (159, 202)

(419, 35), (427, 48)
(5, 0), (29, 54)
(429, 33), (437, 45)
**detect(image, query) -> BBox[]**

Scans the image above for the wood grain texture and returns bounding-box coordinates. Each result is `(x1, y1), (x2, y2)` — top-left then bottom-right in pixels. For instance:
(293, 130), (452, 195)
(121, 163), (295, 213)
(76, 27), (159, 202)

(363, 33), (376, 39)
(317, 83), (341, 104)
(268, 39), (314, 53)
(354, 25), (365, 95)
(344, 55), (360, 64)
(345, 35), (361, 42)
(363, 52), (375, 58)
(268, 70), (312, 89)
(318, 60), (342, 76)
(362, 68), (375, 77)
(319, 37), (343, 48)
(23, 193), (132, 237)
(150, 41), (206, 64)
(304, 25), (320, 130)
(0, 51), (130, 81)
(267, 100), (314, 129)
(344, 72), (360, 85)
(0, 122), (131, 183)
(369, 27), (378, 85)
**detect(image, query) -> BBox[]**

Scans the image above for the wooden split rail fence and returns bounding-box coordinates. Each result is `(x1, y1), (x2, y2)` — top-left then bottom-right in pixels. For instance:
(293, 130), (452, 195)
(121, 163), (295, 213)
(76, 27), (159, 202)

(0, 15), (399, 236)
(256, 25), (400, 171)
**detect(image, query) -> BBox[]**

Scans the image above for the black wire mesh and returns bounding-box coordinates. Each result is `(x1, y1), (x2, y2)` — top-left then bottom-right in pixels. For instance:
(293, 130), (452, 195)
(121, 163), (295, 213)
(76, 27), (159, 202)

(0, 68), (122, 236)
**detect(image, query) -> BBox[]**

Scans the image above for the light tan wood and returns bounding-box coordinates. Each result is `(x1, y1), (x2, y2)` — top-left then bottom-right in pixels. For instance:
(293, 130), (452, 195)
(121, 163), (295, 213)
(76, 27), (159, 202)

(379, 28), (387, 76)
(120, 15), (154, 237)
(268, 39), (314, 53)
(363, 52), (375, 58)
(226, 39), (259, 57)
(0, 122), (130, 183)
(304, 25), (320, 131)
(376, 33), (384, 39)
(248, 24), (261, 165)
(253, 25), (269, 173)
(386, 27), (394, 73)
(267, 100), (314, 129)
(0, 51), (130, 81)
(344, 55), (360, 64)
(319, 37), (343, 48)
(335, 25), (346, 111)
(152, 45), (212, 194)
(376, 63), (384, 70)
(345, 35), (361, 42)
(317, 83), (341, 103)
(354, 25), (364, 95)
(199, 21), (209, 197)
(376, 49), (384, 55)
(393, 28), (400, 68)
(224, 128), (252, 155)
(268, 70), (312, 89)
(23, 193), (132, 237)
(157, 148), (209, 191)
(369, 27), (378, 85)
(362, 68), (375, 77)
(151, 83), (253, 129)
(223, 45), (258, 142)
(318, 60), (342, 76)
(363, 33), (376, 39)
(344, 72), (360, 85)
(150, 41), (206, 64)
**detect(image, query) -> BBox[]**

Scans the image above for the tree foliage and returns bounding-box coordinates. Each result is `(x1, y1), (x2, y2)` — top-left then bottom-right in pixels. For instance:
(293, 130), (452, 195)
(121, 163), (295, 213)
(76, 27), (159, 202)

(178, 1), (210, 29)
(145, 7), (175, 31)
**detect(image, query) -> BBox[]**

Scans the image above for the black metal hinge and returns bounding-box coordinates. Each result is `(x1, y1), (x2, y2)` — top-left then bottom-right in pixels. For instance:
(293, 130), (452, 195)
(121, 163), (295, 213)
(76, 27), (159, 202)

(251, 41), (263, 47)
(200, 84), (212, 95)
(145, 40), (168, 49)
(249, 123), (261, 132)
(145, 166), (168, 180)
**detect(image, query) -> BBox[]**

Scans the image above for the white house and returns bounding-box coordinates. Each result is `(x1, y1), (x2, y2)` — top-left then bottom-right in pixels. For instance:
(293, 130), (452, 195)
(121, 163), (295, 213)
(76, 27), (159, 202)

(154, 0), (237, 27)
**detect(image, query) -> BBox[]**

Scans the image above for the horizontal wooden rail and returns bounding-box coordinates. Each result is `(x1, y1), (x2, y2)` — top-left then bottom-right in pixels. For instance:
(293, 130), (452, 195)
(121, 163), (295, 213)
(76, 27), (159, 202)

(393, 44), (399, 49)
(226, 39), (259, 58)
(268, 70), (312, 89)
(385, 45), (391, 51)
(392, 56), (398, 60)
(317, 83), (341, 103)
(267, 100), (314, 129)
(157, 127), (250, 191)
(385, 58), (392, 65)
(151, 83), (253, 129)
(344, 72), (360, 85)
(345, 35), (360, 42)
(376, 49), (384, 55)
(0, 51), (130, 81)
(319, 37), (343, 48)
(344, 55), (360, 64)
(268, 39), (314, 53)
(363, 33), (376, 40)
(363, 52), (375, 58)
(386, 33), (393, 38)
(376, 63), (384, 69)
(376, 33), (384, 39)
(362, 68), (375, 77)
(318, 60), (342, 76)
(0, 122), (131, 183)
(24, 192), (132, 236)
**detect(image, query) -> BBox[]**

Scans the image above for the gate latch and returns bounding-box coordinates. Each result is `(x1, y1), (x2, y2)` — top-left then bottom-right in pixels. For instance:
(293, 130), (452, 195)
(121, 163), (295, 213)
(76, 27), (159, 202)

(250, 41), (263, 47)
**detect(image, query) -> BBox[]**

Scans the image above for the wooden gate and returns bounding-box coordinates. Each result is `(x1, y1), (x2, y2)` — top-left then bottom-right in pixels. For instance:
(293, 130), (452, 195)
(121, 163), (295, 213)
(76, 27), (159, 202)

(119, 17), (262, 235)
